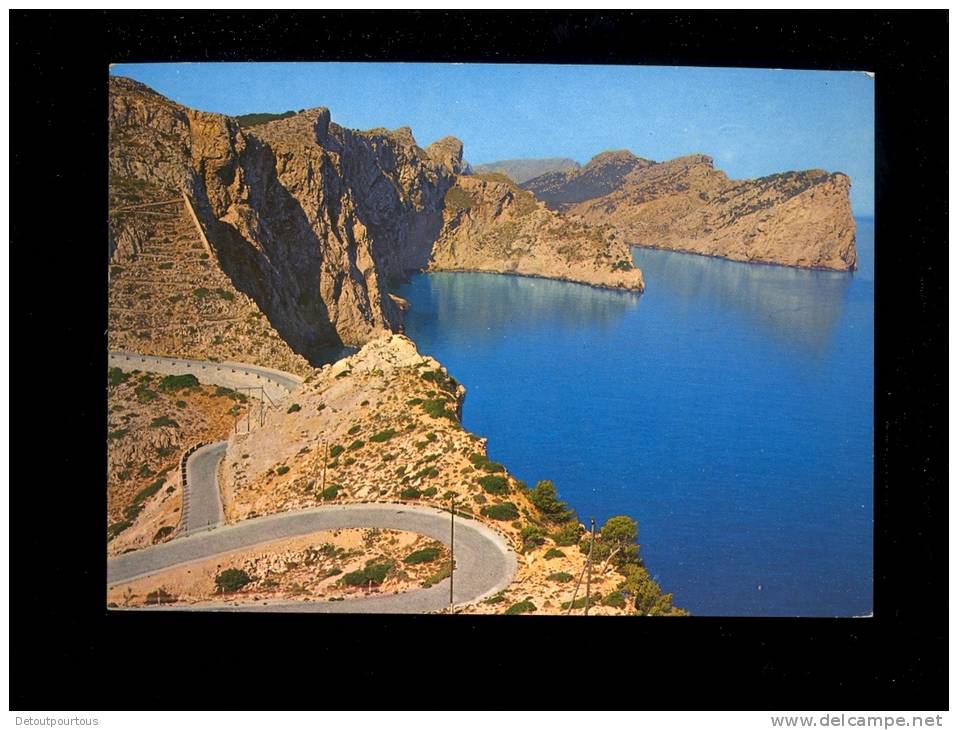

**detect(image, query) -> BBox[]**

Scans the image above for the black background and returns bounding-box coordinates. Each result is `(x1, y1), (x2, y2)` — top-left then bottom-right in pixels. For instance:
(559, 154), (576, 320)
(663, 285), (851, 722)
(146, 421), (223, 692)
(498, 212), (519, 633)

(9, 10), (947, 710)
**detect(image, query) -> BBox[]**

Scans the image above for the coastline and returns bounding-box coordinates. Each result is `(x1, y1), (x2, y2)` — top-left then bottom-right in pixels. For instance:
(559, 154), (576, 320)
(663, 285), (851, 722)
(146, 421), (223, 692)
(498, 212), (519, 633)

(424, 264), (645, 294)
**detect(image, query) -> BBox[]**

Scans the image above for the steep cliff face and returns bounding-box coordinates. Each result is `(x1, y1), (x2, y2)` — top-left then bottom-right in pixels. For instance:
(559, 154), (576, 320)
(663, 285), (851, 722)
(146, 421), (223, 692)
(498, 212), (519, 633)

(109, 77), (461, 366)
(524, 151), (857, 270)
(430, 173), (644, 291)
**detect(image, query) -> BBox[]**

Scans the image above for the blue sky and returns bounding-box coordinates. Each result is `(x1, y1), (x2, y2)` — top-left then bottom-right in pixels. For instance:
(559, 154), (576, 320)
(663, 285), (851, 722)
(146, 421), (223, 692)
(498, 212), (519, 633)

(111, 63), (874, 215)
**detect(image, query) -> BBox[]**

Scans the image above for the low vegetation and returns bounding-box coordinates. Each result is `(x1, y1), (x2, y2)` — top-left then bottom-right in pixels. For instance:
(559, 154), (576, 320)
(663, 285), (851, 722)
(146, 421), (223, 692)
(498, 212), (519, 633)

(480, 502), (519, 521)
(505, 600), (537, 615)
(214, 568), (251, 593)
(403, 546), (441, 565)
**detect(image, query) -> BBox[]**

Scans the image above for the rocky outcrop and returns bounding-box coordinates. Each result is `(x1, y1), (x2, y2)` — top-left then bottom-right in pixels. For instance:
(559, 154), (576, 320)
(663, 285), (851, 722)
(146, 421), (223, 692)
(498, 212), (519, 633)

(524, 151), (857, 271)
(109, 77), (461, 363)
(430, 173), (644, 291)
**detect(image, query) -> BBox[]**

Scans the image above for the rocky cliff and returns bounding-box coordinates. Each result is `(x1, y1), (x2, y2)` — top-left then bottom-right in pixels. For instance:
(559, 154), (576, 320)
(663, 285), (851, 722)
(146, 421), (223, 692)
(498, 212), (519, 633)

(524, 151), (857, 271)
(430, 173), (644, 291)
(109, 77), (461, 367)
(110, 78), (643, 372)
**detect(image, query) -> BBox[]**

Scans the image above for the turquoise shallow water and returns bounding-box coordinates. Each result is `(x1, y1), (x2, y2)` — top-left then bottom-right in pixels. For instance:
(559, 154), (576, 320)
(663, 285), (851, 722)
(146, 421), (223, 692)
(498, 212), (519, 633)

(393, 219), (874, 616)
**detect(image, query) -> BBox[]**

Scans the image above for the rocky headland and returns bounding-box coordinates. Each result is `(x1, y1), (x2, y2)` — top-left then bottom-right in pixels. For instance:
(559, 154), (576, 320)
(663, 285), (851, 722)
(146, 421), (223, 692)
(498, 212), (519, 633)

(523, 150), (858, 270)
(429, 173), (644, 290)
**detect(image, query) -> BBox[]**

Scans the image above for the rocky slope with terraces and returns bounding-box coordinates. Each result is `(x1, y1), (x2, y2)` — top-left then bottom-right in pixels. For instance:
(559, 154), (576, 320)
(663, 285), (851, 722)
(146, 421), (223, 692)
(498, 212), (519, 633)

(110, 76), (463, 363)
(523, 150), (857, 270)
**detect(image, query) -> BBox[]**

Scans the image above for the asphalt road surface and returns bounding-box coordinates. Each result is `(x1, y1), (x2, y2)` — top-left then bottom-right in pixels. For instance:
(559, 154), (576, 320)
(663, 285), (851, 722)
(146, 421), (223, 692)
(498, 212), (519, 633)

(181, 442), (227, 535)
(107, 503), (517, 613)
(108, 351), (302, 401)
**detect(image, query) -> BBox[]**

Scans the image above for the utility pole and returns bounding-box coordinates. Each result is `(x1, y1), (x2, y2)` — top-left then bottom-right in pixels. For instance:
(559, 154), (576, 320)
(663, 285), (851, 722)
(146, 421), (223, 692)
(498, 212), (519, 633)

(449, 497), (455, 610)
(584, 518), (596, 615)
(259, 386), (264, 427)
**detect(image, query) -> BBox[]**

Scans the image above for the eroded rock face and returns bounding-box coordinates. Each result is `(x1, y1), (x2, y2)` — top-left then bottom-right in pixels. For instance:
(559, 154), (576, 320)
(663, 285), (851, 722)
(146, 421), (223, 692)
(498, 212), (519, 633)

(109, 77), (461, 360)
(524, 151), (858, 271)
(430, 174), (644, 291)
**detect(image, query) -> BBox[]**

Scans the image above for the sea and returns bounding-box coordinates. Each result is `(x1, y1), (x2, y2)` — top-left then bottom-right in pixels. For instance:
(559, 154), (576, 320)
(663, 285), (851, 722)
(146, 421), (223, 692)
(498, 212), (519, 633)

(391, 219), (874, 616)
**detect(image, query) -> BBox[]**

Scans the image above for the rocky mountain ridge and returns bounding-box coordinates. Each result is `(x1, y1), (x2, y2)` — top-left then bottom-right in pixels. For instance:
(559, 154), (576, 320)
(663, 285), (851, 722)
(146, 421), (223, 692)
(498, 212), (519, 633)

(523, 150), (858, 270)
(470, 157), (581, 184)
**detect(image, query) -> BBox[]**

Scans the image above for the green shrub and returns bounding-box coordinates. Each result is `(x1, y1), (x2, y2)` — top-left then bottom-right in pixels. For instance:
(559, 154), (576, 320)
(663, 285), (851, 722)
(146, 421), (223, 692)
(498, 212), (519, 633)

(370, 429), (396, 443)
(134, 385), (157, 403)
(400, 486), (421, 500)
(529, 480), (576, 523)
(469, 453), (505, 473)
(276, 465), (290, 476)
(544, 548), (566, 559)
(483, 593), (505, 604)
(348, 425), (362, 435)
(421, 561), (452, 588)
(552, 520), (583, 546)
(287, 403), (301, 413)
(406, 398), (423, 406)
(107, 520), (132, 540)
(603, 592), (627, 608)
(421, 486), (438, 497)
(521, 525), (547, 550)
(235, 110), (297, 127)
(107, 429), (128, 441)
(329, 444), (345, 458)
(133, 478), (165, 505)
(215, 288), (234, 301)
(107, 367), (130, 387)
(145, 588), (175, 604)
(480, 502), (519, 521)
(403, 547), (441, 565)
(588, 515), (640, 567)
(561, 595), (603, 611)
(341, 561), (394, 586)
(214, 568), (251, 593)
(149, 416), (179, 429)
(348, 439), (365, 451)
(175, 400), (187, 408)
(547, 571), (574, 583)
(158, 374), (200, 392)
(505, 600), (537, 615)
(478, 475), (508, 495)
(320, 484), (340, 501)
(421, 399), (456, 420)
(158, 261), (174, 270)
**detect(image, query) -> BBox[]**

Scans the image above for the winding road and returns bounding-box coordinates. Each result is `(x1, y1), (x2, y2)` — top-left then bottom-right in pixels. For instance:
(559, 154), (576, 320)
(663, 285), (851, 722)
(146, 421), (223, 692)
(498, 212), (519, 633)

(109, 351), (518, 612)
(108, 351), (302, 402)
(108, 503), (517, 612)
(180, 442), (227, 535)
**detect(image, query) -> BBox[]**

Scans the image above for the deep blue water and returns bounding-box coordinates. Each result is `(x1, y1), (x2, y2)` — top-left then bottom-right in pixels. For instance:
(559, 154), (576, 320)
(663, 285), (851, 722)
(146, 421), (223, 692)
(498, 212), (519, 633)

(393, 219), (874, 616)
